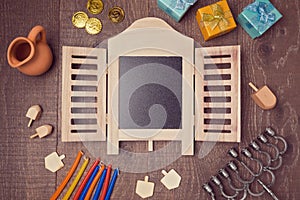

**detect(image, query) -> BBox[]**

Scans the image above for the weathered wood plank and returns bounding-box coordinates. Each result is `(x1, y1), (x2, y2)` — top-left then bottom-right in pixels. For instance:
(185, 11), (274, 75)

(0, 0), (60, 199)
(0, 0), (299, 199)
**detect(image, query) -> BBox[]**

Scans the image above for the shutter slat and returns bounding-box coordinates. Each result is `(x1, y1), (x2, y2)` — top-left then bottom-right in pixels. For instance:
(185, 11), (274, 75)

(70, 91), (98, 97)
(71, 58), (99, 65)
(204, 69), (232, 75)
(71, 102), (98, 108)
(203, 91), (232, 97)
(203, 113), (231, 119)
(204, 57), (232, 64)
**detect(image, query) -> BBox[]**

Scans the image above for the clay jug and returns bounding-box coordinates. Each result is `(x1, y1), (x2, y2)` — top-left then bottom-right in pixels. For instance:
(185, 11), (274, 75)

(7, 25), (53, 76)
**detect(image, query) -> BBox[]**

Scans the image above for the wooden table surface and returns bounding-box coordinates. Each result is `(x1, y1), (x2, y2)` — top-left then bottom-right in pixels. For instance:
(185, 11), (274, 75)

(1, 0), (299, 199)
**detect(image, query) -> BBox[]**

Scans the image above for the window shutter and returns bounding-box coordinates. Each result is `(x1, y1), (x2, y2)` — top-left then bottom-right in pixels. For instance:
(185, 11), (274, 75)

(195, 46), (241, 142)
(62, 46), (107, 142)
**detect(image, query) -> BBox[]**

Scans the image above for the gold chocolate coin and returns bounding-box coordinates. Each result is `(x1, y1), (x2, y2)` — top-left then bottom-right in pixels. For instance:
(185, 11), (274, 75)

(87, 0), (104, 15)
(85, 18), (102, 35)
(72, 11), (89, 28)
(108, 6), (125, 23)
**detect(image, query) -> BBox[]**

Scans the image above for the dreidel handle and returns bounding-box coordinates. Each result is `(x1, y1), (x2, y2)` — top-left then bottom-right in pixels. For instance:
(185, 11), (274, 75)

(249, 82), (259, 92)
(28, 119), (33, 127)
(59, 154), (66, 160)
(30, 133), (39, 139)
(161, 170), (168, 176)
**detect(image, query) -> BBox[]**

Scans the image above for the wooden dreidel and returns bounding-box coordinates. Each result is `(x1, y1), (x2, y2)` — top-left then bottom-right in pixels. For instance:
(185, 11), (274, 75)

(248, 82), (277, 110)
(44, 152), (65, 173)
(160, 169), (181, 190)
(30, 125), (53, 139)
(26, 105), (42, 127)
(135, 176), (155, 199)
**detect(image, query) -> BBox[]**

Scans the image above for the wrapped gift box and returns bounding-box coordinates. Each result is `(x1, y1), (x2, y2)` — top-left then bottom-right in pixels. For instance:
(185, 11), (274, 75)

(237, 0), (282, 39)
(196, 0), (237, 41)
(157, 0), (197, 22)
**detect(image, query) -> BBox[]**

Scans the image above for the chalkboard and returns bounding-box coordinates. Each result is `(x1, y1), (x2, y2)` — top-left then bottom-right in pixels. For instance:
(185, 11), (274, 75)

(119, 56), (182, 129)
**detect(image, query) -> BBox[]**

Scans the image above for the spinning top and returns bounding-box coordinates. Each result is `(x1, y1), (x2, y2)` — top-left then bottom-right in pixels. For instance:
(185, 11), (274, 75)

(30, 124), (53, 139)
(135, 176), (155, 199)
(44, 152), (65, 173)
(160, 169), (181, 190)
(249, 82), (277, 110)
(26, 105), (42, 127)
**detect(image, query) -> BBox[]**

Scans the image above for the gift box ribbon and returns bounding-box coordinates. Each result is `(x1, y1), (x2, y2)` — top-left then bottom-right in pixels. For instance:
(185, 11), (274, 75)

(175, 0), (197, 10)
(202, 3), (232, 31)
(245, 2), (276, 25)
(245, 2), (276, 32)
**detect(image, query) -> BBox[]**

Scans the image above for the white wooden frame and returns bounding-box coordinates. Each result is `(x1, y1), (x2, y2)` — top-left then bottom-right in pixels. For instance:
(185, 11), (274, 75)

(107, 18), (194, 155)
(61, 18), (241, 155)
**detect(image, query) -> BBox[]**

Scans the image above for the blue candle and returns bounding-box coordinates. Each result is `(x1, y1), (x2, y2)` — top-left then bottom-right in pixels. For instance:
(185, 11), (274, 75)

(104, 168), (119, 200)
(79, 165), (100, 200)
(92, 168), (107, 200)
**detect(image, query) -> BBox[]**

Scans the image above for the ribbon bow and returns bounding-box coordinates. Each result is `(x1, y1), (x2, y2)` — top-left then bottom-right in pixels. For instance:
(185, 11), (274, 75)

(175, 0), (197, 10)
(246, 2), (276, 24)
(202, 4), (231, 30)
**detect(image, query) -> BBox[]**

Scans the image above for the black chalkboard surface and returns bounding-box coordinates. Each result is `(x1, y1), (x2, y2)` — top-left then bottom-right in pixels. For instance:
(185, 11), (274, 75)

(119, 56), (182, 129)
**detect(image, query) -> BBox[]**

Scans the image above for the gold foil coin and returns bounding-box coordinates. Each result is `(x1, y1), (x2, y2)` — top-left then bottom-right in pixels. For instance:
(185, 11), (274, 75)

(72, 11), (89, 28)
(108, 6), (125, 23)
(85, 18), (102, 35)
(87, 0), (104, 15)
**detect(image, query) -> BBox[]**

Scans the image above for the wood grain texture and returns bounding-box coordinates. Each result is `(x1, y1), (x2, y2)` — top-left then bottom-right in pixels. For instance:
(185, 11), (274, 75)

(0, 0), (60, 199)
(0, 0), (299, 199)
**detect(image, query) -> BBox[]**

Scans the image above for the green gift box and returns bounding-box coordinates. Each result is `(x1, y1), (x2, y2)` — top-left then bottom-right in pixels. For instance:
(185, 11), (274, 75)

(157, 0), (197, 22)
(237, 0), (282, 39)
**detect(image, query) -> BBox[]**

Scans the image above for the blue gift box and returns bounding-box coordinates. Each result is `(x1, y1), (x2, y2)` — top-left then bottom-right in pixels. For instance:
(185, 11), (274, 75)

(237, 0), (282, 39)
(157, 0), (197, 22)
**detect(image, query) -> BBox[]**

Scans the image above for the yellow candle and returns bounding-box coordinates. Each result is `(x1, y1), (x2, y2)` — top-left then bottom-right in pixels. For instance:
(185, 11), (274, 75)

(62, 157), (90, 200)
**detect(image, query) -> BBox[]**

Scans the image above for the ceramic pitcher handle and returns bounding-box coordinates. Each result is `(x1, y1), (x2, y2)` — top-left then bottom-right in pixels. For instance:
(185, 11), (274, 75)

(27, 25), (47, 44)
